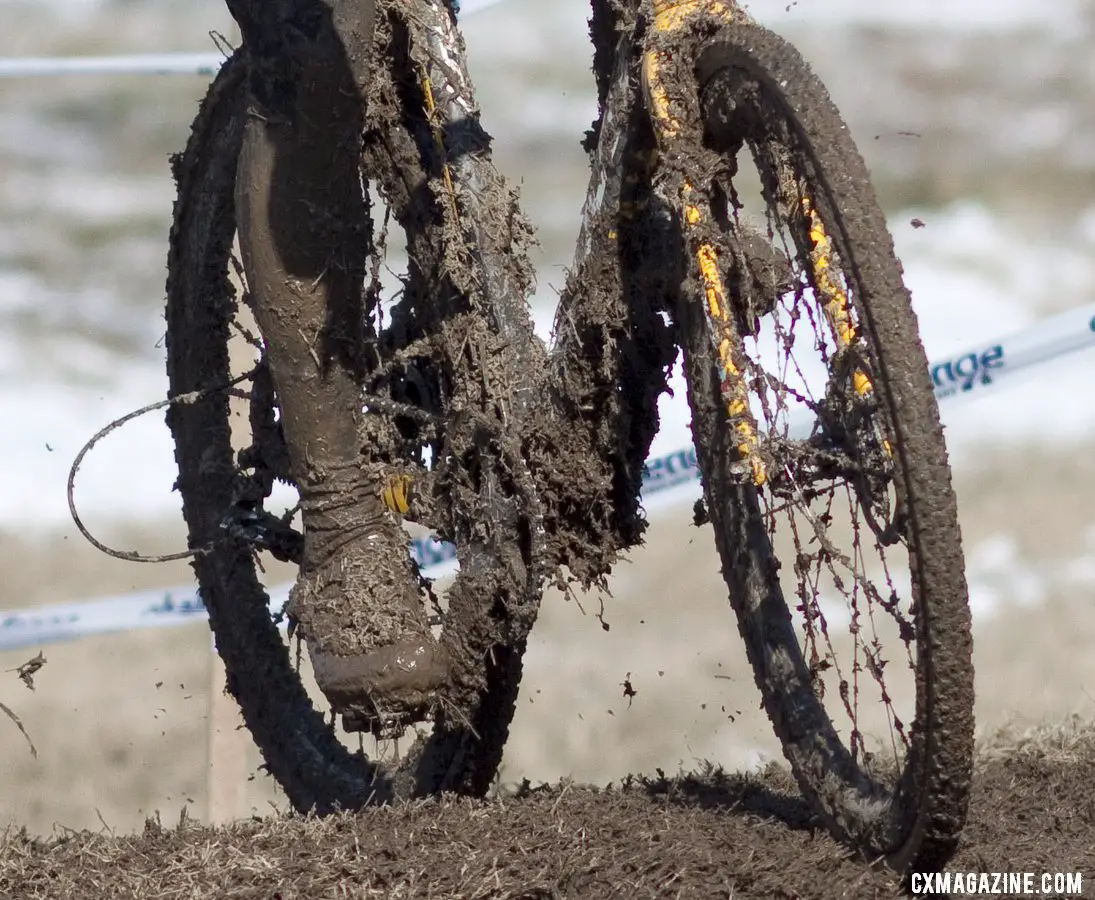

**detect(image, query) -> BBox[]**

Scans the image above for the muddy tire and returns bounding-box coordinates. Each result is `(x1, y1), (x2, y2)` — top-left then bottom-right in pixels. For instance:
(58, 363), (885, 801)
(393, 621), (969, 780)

(673, 24), (974, 874)
(166, 51), (374, 813)
(167, 12), (547, 807)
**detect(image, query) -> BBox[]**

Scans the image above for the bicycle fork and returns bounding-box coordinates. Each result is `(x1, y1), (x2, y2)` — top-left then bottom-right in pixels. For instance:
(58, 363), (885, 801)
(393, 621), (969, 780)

(641, 0), (768, 486)
(641, 0), (889, 488)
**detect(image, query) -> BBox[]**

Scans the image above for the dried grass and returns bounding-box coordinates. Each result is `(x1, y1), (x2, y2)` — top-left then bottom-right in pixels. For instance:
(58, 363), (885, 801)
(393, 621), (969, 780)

(2, 719), (1092, 899)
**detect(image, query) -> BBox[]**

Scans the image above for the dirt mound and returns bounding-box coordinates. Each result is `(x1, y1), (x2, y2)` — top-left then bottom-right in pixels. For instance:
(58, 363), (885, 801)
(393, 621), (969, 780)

(2, 719), (1091, 899)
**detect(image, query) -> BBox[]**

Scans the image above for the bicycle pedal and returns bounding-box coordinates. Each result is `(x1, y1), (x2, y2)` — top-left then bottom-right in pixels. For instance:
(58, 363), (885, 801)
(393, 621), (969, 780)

(341, 705), (430, 739)
(220, 507), (304, 563)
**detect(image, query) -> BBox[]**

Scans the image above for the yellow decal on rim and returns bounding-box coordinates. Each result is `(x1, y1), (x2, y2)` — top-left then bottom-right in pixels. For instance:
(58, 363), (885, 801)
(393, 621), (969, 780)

(802, 196), (892, 455)
(802, 196), (873, 398)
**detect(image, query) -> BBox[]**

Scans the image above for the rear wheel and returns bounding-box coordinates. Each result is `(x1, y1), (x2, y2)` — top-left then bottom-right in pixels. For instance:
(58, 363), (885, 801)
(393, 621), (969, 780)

(167, 50), (372, 813)
(657, 21), (974, 872)
(166, 0), (546, 812)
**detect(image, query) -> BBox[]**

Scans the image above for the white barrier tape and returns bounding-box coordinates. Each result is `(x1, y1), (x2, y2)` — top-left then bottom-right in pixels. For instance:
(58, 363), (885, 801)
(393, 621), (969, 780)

(927, 302), (1095, 401)
(0, 0), (508, 78)
(1, 305), (1093, 653)
(0, 53), (225, 78)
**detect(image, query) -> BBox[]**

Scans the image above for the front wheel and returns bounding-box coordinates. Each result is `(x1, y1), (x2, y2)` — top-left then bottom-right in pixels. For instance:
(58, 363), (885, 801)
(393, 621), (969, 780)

(660, 20), (974, 874)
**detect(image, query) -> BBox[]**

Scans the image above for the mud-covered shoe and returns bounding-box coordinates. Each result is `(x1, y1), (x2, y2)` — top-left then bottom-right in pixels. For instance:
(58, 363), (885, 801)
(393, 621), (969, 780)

(287, 464), (450, 735)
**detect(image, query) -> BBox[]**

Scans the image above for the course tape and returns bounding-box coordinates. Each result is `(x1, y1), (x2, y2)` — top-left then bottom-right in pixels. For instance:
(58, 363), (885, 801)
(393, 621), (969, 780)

(0, 0), (509, 77)
(1, 307), (1093, 654)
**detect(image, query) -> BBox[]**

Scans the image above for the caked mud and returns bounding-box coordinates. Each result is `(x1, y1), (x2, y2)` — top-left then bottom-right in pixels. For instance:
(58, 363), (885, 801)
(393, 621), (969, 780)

(2, 721), (1091, 898)
(165, 0), (973, 876)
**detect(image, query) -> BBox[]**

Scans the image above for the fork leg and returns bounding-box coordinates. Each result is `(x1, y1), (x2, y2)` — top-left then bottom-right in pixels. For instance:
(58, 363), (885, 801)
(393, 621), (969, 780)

(641, 0), (767, 485)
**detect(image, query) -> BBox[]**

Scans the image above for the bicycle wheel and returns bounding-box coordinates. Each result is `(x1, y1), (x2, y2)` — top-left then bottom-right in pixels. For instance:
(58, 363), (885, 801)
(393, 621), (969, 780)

(167, 49), (372, 813)
(166, 0), (546, 812)
(646, 18), (975, 872)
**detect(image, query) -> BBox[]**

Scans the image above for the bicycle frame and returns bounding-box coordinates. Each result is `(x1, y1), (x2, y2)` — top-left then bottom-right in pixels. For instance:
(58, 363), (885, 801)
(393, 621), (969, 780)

(523, 0), (770, 585)
(373, 0), (676, 590)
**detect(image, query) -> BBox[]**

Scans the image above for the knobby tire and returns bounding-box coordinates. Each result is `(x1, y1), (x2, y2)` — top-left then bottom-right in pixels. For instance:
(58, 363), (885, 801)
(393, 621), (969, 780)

(166, 9), (546, 807)
(676, 23), (974, 873)
(166, 50), (374, 812)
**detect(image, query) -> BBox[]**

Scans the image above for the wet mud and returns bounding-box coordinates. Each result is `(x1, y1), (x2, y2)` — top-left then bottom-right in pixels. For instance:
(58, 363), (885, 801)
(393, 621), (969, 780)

(2, 721), (1092, 898)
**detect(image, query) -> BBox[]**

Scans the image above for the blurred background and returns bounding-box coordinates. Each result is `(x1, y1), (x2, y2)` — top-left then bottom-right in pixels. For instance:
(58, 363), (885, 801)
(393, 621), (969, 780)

(2, 0), (1095, 836)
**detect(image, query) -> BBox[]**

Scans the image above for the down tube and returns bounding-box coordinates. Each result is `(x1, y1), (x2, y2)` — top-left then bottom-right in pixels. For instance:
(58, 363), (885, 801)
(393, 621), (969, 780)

(548, 11), (679, 545)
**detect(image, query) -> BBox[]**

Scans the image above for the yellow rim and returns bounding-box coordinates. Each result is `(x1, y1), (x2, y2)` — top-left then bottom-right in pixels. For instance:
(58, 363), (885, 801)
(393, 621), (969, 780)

(802, 196), (874, 398)
(643, 1), (766, 485)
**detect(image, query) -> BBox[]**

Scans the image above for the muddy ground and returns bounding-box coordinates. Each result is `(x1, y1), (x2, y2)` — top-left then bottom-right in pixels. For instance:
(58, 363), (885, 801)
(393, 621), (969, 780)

(1, 447), (1094, 900)
(1, 720), (1092, 898)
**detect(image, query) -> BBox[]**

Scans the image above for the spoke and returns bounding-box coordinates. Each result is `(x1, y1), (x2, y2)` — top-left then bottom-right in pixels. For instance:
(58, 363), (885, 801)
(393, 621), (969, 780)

(711, 116), (920, 782)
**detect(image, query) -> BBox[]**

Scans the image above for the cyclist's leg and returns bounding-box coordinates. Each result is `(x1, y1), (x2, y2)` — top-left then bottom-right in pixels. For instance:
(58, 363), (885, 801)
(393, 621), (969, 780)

(230, 0), (448, 730)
